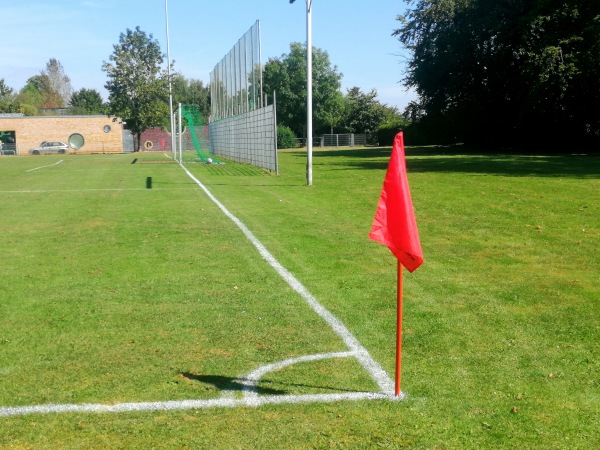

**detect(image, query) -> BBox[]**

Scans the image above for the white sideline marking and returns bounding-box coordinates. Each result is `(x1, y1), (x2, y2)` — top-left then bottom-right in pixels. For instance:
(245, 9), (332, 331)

(26, 159), (64, 172)
(0, 188), (197, 194)
(0, 392), (396, 417)
(178, 163), (395, 395)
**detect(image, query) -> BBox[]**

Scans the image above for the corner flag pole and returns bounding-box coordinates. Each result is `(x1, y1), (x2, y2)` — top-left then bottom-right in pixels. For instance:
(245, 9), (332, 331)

(368, 132), (424, 399)
(396, 261), (403, 397)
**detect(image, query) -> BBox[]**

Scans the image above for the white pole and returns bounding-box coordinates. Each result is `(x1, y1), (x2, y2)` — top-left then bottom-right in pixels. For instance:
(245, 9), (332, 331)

(178, 103), (183, 163)
(166, 0), (176, 159)
(290, 0), (313, 185)
(306, 0), (313, 186)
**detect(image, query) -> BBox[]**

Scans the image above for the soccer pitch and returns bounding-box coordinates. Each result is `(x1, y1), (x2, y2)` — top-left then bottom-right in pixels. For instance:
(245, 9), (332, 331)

(0, 149), (598, 448)
(0, 153), (394, 416)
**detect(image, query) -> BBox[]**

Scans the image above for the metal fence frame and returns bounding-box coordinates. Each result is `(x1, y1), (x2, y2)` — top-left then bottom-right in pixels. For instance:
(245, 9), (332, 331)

(210, 21), (263, 122)
(208, 21), (276, 173)
(321, 134), (367, 147)
(208, 103), (277, 173)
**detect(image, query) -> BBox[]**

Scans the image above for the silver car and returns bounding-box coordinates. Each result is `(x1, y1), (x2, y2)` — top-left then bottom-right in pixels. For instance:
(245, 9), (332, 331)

(29, 141), (70, 155)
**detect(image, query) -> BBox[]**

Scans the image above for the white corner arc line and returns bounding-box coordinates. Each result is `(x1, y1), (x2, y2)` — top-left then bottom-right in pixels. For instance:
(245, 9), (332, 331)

(241, 351), (355, 401)
(26, 159), (64, 172)
(178, 163), (395, 395)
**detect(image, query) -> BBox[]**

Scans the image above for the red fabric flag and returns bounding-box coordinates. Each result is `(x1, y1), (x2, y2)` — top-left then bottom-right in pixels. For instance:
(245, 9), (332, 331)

(369, 132), (423, 272)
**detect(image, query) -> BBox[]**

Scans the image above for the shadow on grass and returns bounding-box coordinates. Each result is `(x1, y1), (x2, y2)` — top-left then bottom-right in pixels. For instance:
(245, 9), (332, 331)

(150, 178), (198, 186)
(181, 373), (364, 395)
(298, 146), (600, 178)
(182, 373), (286, 395)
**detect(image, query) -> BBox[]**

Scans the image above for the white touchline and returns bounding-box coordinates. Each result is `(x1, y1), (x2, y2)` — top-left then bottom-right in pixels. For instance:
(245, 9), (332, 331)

(178, 163), (395, 395)
(0, 188), (197, 194)
(26, 159), (64, 172)
(0, 392), (395, 417)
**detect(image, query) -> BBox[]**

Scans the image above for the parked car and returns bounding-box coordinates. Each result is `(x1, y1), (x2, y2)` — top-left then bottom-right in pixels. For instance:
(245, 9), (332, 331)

(29, 141), (70, 155)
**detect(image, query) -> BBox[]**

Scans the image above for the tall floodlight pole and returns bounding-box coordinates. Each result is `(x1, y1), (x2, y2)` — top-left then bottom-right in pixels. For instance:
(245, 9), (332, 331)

(290, 0), (313, 186)
(166, 0), (176, 159)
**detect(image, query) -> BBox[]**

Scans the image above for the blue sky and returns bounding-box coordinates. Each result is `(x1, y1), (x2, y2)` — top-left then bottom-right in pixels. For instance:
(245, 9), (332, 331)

(2, 0), (415, 110)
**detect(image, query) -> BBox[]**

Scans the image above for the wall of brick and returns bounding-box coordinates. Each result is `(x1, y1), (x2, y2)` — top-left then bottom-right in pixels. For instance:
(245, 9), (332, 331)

(0, 116), (124, 155)
(140, 127), (173, 152)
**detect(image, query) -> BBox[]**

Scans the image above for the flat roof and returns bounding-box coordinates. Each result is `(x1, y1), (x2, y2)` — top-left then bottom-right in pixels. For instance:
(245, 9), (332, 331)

(0, 115), (115, 119)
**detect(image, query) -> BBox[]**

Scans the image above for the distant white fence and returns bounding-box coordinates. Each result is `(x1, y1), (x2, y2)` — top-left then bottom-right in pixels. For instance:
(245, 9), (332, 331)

(294, 134), (368, 148)
(321, 134), (367, 147)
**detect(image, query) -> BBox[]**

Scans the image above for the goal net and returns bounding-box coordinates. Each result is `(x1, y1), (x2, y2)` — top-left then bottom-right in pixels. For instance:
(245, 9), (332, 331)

(175, 104), (221, 165)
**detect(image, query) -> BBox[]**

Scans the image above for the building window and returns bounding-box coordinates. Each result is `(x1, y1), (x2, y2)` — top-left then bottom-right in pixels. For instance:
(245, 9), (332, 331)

(69, 133), (85, 150)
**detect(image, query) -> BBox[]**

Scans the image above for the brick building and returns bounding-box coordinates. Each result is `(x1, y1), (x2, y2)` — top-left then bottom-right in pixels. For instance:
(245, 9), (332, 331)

(139, 127), (173, 152)
(0, 115), (125, 155)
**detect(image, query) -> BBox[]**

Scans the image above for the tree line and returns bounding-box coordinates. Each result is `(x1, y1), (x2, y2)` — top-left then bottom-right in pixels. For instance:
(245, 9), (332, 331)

(395, 0), (600, 150)
(8, 1), (592, 153)
(262, 42), (406, 146)
(0, 58), (209, 121)
(1, 27), (404, 150)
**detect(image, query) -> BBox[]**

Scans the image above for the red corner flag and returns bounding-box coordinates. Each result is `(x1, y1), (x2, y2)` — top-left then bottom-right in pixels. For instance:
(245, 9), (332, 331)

(369, 132), (422, 397)
(369, 132), (423, 272)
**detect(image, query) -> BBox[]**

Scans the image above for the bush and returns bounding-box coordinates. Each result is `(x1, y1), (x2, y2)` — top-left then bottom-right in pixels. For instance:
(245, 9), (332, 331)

(277, 126), (298, 149)
(377, 125), (401, 146)
(377, 111), (409, 146)
(21, 104), (38, 116)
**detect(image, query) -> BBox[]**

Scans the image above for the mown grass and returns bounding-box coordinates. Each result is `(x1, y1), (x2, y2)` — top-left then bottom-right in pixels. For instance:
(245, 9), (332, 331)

(0, 148), (598, 449)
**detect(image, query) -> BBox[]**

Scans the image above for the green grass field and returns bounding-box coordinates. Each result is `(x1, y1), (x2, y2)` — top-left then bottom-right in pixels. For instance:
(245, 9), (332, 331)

(0, 148), (598, 448)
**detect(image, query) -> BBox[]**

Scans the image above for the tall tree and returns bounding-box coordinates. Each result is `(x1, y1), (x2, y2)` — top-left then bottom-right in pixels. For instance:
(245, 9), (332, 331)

(262, 42), (343, 136)
(172, 75), (211, 122)
(395, 0), (600, 148)
(69, 88), (106, 115)
(43, 58), (73, 107)
(0, 79), (19, 113)
(320, 90), (344, 134)
(340, 87), (386, 137)
(23, 74), (62, 108)
(102, 27), (170, 150)
(15, 79), (44, 115)
(0, 79), (14, 99)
